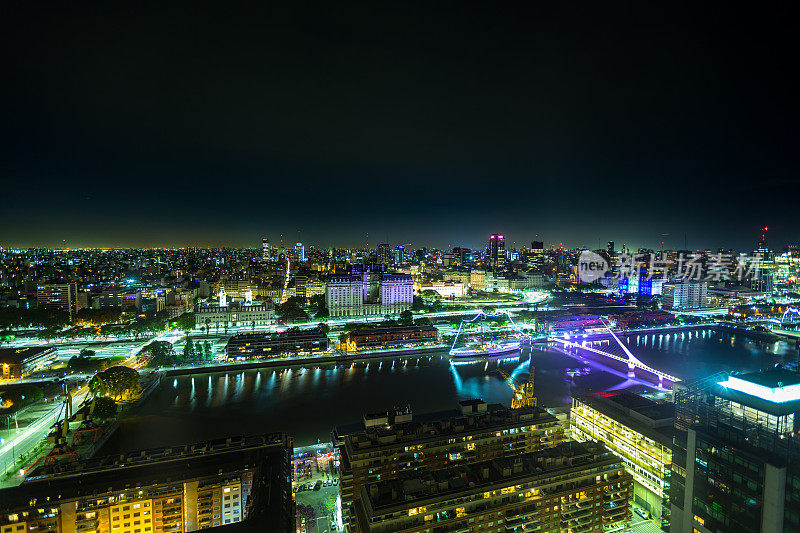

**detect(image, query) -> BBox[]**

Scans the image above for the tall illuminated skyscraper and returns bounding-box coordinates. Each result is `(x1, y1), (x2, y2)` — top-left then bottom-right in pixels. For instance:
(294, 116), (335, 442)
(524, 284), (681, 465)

(489, 233), (506, 272)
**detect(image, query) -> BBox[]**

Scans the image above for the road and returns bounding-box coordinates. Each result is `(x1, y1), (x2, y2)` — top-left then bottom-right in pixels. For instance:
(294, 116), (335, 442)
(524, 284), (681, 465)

(0, 384), (90, 482)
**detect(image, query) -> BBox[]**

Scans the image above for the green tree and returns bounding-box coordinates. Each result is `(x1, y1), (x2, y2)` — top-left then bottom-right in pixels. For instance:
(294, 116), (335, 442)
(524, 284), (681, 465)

(317, 322), (330, 335)
(175, 313), (196, 334)
(183, 338), (195, 361)
(90, 366), (141, 401)
(91, 396), (118, 419)
(144, 341), (177, 367)
(399, 310), (414, 325)
(277, 299), (309, 323)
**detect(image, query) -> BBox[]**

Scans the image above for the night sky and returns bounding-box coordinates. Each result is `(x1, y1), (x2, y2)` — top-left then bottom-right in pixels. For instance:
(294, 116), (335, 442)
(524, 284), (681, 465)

(1, 3), (798, 250)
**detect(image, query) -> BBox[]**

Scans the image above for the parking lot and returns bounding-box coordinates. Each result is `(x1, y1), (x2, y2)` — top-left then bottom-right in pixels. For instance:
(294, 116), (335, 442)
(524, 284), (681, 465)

(293, 444), (342, 533)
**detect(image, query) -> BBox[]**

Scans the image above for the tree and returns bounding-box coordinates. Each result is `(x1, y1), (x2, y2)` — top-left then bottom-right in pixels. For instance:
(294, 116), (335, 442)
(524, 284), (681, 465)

(144, 341), (177, 367)
(296, 504), (317, 523)
(203, 340), (213, 360)
(76, 308), (122, 325)
(91, 396), (118, 419)
(317, 323), (330, 335)
(68, 351), (106, 373)
(90, 366), (141, 401)
(412, 295), (425, 311)
(309, 294), (329, 318)
(276, 299), (309, 323)
(183, 338), (196, 361)
(399, 310), (414, 325)
(175, 313), (196, 334)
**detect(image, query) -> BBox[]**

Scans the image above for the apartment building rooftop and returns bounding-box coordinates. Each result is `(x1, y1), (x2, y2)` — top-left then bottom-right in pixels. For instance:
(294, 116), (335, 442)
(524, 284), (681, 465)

(574, 392), (674, 445)
(334, 401), (559, 454)
(362, 440), (617, 512)
(1, 433), (291, 511)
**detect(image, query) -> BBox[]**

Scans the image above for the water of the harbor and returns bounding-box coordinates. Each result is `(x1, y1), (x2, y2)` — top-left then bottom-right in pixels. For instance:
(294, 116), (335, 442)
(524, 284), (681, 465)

(103, 327), (800, 451)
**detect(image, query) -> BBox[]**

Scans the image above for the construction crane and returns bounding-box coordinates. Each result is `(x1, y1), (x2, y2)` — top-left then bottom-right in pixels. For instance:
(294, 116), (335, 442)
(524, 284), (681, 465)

(41, 387), (80, 466)
(495, 368), (537, 409)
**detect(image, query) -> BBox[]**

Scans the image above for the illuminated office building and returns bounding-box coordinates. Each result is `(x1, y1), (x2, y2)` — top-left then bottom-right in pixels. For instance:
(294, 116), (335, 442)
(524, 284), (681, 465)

(377, 243), (391, 265)
(352, 440), (632, 533)
(326, 269), (412, 318)
(671, 368), (800, 532)
(332, 400), (565, 530)
(489, 234), (506, 272)
(571, 392), (673, 528)
(0, 346), (58, 379)
(194, 301), (274, 329)
(36, 282), (80, 320)
(0, 434), (294, 533)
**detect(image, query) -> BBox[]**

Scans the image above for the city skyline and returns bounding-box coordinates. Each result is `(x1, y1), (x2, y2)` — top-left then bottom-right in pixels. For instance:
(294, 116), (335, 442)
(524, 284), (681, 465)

(0, 227), (789, 254)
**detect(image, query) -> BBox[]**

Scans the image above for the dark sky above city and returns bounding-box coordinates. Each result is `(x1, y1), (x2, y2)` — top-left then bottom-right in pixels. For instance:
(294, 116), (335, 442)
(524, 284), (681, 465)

(1, 3), (798, 251)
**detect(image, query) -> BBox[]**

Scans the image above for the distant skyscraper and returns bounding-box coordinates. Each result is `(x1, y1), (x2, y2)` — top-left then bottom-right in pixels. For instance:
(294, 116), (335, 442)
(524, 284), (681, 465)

(377, 243), (391, 265)
(261, 238), (270, 260)
(489, 233), (506, 272)
(607, 240), (615, 258)
(758, 226), (769, 251)
(294, 242), (305, 262)
(531, 240), (544, 253)
(393, 245), (405, 265)
(452, 246), (471, 266)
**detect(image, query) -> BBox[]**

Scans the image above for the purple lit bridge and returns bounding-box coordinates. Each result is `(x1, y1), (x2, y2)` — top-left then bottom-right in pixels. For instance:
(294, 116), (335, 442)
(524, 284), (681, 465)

(549, 324), (681, 389)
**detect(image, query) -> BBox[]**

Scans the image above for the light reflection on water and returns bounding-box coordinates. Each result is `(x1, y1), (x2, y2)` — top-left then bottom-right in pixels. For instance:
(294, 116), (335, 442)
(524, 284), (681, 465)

(105, 329), (799, 452)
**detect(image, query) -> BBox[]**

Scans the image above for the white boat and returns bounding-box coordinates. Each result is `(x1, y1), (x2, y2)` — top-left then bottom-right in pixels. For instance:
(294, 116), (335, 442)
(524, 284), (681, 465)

(449, 340), (520, 358)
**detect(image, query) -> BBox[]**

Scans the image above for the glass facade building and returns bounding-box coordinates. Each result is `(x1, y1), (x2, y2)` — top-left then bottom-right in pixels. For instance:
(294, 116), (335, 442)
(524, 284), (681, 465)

(670, 368), (800, 533)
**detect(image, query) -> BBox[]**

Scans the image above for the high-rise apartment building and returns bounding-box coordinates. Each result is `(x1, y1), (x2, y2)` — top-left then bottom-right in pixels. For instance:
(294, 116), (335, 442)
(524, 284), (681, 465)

(352, 440), (632, 533)
(36, 282), (80, 320)
(0, 434), (294, 533)
(333, 400), (565, 530)
(670, 368), (800, 532)
(571, 392), (674, 528)
(662, 280), (708, 309)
